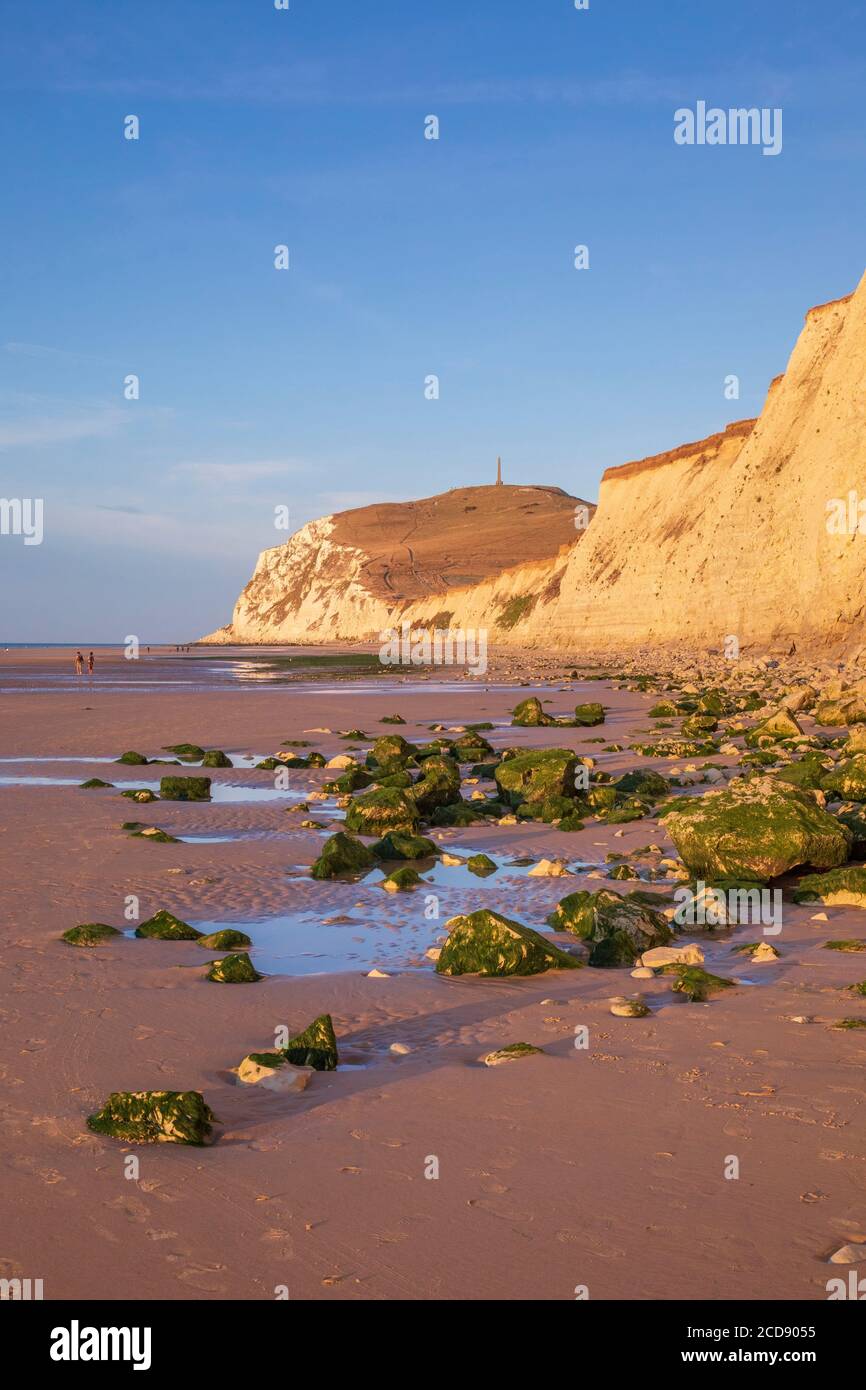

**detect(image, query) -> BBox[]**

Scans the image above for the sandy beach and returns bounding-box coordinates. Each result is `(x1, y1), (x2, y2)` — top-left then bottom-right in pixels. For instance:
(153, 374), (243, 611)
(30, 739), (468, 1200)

(1, 647), (864, 1302)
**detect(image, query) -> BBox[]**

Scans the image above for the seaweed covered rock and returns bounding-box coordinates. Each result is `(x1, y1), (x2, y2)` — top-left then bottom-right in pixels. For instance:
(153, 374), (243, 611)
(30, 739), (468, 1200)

(201, 749), (233, 768)
(80, 777), (113, 789)
(197, 928), (252, 950)
(135, 909), (203, 941)
(451, 731), (495, 759)
(408, 755), (462, 815)
(547, 889), (672, 967)
(371, 831), (438, 861)
(436, 908), (581, 978)
(467, 853), (498, 876)
(325, 766), (375, 793)
(832, 802), (866, 856)
(822, 754), (866, 803)
(381, 865), (423, 892)
(793, 866), (866, 908)
(494, 748), (578, 808)
(159, 776), (211, 801)
(163, 743), (205, 761)
(310, 831), (376, 879)
(661, 777), (851, 881)
(815, 688), (866, 727)
(573, 702), (605, 727)
(511, 697), (557, 727)
(614, 769), (670, 801)
(62, 923), (121, 947)
(206, 953), (262, 982)
(743, 710), (803, 748)
(281, 1014), (338, 1070)
(667, 965), (735, 1003)
(482, 1042), (544, 1065)
(344, 787), (420, 836)
(121, 787), (157, 803)
(116, 750), (149, 765)
(128, 824), (178, 843)
(773, 752), (832, 790)
(367, 733), (413, 768)
(87, 1090), (216, 1145)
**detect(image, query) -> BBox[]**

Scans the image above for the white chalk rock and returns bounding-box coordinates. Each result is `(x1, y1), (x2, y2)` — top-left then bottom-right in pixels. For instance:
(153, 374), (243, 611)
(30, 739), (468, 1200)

(641, 943), (705, 968)
(527, 858), (570, 878)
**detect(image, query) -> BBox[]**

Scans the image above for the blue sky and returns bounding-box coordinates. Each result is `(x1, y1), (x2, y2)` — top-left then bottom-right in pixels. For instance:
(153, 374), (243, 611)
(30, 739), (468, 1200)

(2, 0), (865, 640)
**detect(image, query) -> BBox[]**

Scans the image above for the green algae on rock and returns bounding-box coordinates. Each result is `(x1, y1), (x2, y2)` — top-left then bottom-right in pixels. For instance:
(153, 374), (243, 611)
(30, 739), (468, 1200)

(821, 754), (866, 802)
(794, 866), (866, 908)
(436, 908), (581, 978)
(832, 802), (866, 856)
(87, 1090), (216, 1145)
(666, 965), (735, 1003)
(128, 825), (179, 843)
(743, 710), (803, 748)
(547, 888), (672, 967)
(371, 831), (438, 861)
(206, 953), (262, 983)
(159, 776), (212, 801)
(281, 1014), (339, 1070)
(80, 777), (113, 789)
(163, 743), (206, 761)
(573, 702), (606, 727)
(510, 697), (557, 727)
(116, 750), (149, 765)
(197, 928), (252, 950)
(201, 749), (233, 768)
(135, 909), (203, 941)
(482, 1042), (544, 1065)
(661, 776), (851, 881)
(494, 748), (578, 808)
(467, 853), (498, 876)
(62, 923), (122, 947)
(823, 939), (866, 952)
(311, 830), (376, 880)
(381, 865), (423, 892)
(408, 755), (462, 815)
(344, 786), (420, 836)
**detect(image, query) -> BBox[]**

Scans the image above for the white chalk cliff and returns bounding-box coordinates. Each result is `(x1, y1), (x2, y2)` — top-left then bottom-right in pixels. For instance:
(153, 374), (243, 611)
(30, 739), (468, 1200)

(203, 272), (866, 654)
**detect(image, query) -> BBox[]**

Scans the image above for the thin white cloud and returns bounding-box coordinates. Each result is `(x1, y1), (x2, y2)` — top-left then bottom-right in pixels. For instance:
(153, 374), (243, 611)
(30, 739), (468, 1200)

(0, 407), (127, 449)
(171, 459), (311, 484)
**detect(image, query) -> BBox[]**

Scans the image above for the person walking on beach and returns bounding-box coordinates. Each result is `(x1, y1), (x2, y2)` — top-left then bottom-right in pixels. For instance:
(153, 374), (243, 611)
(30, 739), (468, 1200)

(74, 651), (84, 676)
(88, 651), (95, 679)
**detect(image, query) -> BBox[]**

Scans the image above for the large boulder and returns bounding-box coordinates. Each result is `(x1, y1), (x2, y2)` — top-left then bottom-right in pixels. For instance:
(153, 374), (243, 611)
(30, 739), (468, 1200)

(135, 910), (203, 940)
(367, 734), (413, 768)
(744, 709), (803, 748)
(511, 697), (557, 727)
(86, 1090), (216, 1145)
(344, 787), (420, 836)
(822, 755), (866, 802)
(408, 755), (462, 815)
(547, 889), (673, 967)
(281, 1014), (339, 1070)
(494, 748), (578, 808)
(573, 702), (605, 727)
(371, 831), (439, 860)
(62, 923), (122, 947)
(206, 953), (262, 983)
(793, 866), (866, 908)
(436, 908), (581, 978)
(310, 831), (376, 879)
(159, 776), (211, 801)
(661, 777), (851, 881)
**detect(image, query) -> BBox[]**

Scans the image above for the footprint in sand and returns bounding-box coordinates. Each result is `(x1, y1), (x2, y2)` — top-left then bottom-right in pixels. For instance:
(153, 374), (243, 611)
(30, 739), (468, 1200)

(171, 1259), (228, 1293)
(106, 1194), (151, 1222)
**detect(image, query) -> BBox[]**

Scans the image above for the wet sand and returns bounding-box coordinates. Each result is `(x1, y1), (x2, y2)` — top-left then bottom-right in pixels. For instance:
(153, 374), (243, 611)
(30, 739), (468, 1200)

(1, 648), (864, 1300)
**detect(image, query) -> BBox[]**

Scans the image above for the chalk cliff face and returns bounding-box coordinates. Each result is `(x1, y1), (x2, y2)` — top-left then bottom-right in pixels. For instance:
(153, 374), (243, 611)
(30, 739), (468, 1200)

(203, 485), (590, 644)
(204, 273), (866, 653)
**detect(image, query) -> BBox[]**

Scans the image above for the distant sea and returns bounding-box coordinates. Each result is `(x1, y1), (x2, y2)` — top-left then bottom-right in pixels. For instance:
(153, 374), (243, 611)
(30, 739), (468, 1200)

(0, 643), (168, 648)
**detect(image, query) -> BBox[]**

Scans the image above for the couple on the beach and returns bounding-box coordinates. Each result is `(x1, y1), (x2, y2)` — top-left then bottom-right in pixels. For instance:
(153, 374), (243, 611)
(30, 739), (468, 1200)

(74, 651), (94, 678)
